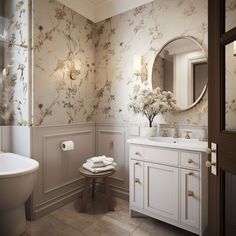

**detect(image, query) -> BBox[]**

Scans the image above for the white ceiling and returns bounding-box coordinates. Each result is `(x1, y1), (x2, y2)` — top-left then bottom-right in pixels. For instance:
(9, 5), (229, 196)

(88, 0), (106, 4)
(57, 0), (154, 23)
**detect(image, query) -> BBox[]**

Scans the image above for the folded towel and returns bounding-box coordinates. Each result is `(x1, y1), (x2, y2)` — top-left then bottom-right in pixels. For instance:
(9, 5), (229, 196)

(89, 156), (114, 164)
(89, 155), (106, 164)
(87, 159), (117, 168)
(83, 163), (115, 173)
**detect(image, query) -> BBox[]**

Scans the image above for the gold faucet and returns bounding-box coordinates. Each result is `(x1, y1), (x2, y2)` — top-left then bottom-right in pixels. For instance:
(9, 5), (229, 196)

(171, 122), (179, 138)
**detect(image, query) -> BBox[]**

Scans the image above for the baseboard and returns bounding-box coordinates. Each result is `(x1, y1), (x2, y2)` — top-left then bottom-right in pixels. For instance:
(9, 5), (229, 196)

(95, 182), (129, 201)
(29, 186), (84, 220)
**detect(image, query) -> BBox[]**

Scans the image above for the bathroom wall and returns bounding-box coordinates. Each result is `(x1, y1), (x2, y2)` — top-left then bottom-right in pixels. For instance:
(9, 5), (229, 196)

(0, 0), (30, 126)
(95, 0), (208, 126)
(33, 0), (96, 126)
(29, 0), (97, 219)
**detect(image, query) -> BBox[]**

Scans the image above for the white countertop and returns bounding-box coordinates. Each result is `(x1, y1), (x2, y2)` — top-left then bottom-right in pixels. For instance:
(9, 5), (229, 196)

(127, 137), (208, 153)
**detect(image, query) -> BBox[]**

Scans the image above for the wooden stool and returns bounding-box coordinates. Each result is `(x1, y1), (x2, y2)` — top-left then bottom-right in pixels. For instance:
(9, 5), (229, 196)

(79, 167), (115, 212)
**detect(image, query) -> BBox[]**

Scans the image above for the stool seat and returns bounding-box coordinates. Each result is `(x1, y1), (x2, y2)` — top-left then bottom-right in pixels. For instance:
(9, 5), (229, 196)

(79, 166), (115, 212)
(79, 167), (115, 178)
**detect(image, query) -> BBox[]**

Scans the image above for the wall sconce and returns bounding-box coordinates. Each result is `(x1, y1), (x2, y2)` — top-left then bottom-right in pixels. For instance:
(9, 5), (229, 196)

(133, 54), (148, 82)
(69, 68), (81, 80)
(234, 41), (236, 57)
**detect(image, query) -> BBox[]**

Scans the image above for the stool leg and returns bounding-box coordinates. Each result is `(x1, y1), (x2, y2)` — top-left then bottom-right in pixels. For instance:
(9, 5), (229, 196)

(81, 177), (90, 212)
(104, 177), (114, 211)
(92, 178), (96, 199)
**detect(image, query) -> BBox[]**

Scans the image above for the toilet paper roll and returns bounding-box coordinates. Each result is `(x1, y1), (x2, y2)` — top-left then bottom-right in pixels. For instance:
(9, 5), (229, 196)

(61, 140), (74, 151)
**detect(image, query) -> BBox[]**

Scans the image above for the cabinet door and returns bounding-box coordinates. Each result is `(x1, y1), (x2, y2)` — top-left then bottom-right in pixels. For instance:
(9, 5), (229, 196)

(144, 162), (179, 221)
(130, 160), (143, 209)
(180, 169), (200, 229)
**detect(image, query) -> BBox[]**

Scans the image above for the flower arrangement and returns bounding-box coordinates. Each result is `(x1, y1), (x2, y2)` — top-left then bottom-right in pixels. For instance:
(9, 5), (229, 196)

(128, 87), (176, 127)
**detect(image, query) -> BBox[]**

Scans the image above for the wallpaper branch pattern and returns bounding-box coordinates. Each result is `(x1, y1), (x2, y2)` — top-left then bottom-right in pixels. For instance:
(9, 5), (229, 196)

(0, 0), (29, 125)
(33, 0), (96, 125)
(95, 0), (208, 126)
(1, 0), (210, 127)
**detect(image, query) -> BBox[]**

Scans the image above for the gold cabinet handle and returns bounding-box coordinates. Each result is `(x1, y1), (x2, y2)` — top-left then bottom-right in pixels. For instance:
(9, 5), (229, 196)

(134, 178), (141, 184)
(188, 172), (194, 176)
(187, 191), (194, 197)
(188, 159), (193, 164)
(135, 162), (140, 165)
(135, 152), (141, 156)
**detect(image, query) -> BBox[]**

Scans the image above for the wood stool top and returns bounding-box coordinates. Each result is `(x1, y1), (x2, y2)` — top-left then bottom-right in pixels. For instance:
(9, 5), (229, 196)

(79, 166), (115, 178)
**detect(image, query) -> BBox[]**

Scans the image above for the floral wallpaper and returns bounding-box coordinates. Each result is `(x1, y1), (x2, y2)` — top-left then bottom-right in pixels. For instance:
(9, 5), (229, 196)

(1, 0), (209, 127)
(225, 0), (236, 32)
(33, 0), (96, 126)
(0, 0), (29, 126)
(225, 41), (236, 131)
(94, 0), (208, 126)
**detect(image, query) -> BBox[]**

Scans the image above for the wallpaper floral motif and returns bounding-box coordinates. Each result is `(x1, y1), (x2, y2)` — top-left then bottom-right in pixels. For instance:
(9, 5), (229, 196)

(1, 0), (209, 127)
(33, 0), (96, 125)
(225, 41), (236, 130)
(95, 0), (208, 126)
(0, 0), (29, 125)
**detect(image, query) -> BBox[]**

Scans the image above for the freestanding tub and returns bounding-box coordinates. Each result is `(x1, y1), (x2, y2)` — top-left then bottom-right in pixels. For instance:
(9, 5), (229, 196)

(0, 153), (39, 236)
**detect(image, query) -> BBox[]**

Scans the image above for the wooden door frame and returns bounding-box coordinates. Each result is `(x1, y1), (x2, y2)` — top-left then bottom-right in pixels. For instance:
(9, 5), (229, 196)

(209, 0), (236, 235)
(208, 0), (221, 235)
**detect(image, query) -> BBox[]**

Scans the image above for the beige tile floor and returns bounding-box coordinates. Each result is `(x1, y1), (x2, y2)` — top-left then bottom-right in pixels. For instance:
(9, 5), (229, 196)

(23, 193), (196, 236)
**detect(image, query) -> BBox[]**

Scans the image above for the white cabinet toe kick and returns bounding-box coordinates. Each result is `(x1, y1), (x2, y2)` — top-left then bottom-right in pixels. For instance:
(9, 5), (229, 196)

(129, 143), (208, 236)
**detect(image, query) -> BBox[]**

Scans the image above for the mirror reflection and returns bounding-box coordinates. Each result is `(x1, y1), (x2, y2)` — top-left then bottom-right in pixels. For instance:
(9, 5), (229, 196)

(152, 37), (207, 111)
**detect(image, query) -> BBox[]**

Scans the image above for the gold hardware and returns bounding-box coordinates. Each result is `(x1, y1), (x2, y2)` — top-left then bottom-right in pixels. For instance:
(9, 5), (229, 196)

(135, 162), (140, 165)
(188, 172), (194, 176)
(171, 122), (179, 138)
(109, 140), (114, 148)
(135, 152), (141, 156)
(206, 160), (216, 168)
(162, 129), (168, 137)
(206, 148), (216, 154)
(134, 178), (141, 184)
(188, 159), (193, 164)
(187, 191), (194, 197)
(185, 131), (192, 139)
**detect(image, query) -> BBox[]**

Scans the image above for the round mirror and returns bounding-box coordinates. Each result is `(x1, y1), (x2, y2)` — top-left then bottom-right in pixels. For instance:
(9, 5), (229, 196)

(152, 36), (207, 111)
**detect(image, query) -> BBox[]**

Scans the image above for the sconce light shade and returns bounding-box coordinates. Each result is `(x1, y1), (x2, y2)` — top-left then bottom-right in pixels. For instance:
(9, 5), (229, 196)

(133, 55), (142, 75)
(234, 41), (236, 57)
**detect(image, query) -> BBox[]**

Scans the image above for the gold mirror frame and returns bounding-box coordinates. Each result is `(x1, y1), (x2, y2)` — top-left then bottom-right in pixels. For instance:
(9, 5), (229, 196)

(151, 36), (208, 112)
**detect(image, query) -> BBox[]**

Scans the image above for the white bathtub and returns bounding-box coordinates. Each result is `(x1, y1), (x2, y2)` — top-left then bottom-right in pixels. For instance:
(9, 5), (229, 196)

(0, 153), (39, 236)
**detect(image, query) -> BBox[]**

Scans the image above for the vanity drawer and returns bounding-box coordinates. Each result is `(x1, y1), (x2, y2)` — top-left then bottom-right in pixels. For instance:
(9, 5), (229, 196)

(129, 145), (144, 160)
(180, 151), (200, 169)
(144, 146), (179, 166)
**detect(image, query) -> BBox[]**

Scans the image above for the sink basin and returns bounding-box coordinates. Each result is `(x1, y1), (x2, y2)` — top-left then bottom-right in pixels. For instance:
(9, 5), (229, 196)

(128, 137), (208, 152)
(148, 137), (204, 144)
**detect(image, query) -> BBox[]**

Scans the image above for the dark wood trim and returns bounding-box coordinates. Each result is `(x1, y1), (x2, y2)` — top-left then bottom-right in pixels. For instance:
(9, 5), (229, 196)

(209, 0), (236, 235)
(208, 0), (221, 235)
(220, 28), (236, 44)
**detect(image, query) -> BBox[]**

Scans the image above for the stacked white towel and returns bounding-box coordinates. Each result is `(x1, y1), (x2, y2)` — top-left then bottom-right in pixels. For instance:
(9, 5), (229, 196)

(82, 155), (117, 173)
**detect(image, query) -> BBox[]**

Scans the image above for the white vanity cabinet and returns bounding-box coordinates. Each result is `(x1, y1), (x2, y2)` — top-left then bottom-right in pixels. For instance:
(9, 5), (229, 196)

(129, 142), (208, 236)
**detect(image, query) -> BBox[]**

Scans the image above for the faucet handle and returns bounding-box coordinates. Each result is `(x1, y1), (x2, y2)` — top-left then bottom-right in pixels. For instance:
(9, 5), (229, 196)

(185, 131), (192, 139)
(162, 129), (168, 137)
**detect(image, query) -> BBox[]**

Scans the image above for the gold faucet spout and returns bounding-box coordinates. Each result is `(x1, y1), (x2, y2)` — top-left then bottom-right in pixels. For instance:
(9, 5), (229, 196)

(171, 122), (179, 138)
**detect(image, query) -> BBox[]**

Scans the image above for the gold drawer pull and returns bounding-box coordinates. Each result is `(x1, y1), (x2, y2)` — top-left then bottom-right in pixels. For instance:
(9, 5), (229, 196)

(135, 152), (141, 156)
(135, 162), (140, 165)
(188, 159), (193, 164)
(187, 191), (194, 197)
(134, 178), (141, 184)
(188, 172), (194, 176)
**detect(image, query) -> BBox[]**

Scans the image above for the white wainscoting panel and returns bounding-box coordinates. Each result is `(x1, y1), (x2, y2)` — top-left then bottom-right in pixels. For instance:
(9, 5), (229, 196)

(31, 123), (95, 219)
(96, 124), (133, 198)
